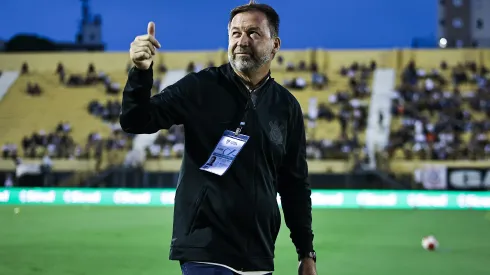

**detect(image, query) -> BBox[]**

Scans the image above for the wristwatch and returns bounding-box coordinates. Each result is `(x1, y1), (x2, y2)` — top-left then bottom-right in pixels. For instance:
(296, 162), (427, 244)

(298, 251), (316, 262)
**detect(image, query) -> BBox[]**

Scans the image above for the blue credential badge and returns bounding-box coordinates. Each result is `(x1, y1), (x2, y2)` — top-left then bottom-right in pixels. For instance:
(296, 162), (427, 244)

(200, 130), (250, 176)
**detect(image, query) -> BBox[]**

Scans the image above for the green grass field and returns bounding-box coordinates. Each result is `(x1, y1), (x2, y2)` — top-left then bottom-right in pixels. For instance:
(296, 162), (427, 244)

(1, 206), (490, 275)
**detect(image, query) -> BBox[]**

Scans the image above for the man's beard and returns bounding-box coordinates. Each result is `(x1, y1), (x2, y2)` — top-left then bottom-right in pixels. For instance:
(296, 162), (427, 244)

(228, 46), (273, 74)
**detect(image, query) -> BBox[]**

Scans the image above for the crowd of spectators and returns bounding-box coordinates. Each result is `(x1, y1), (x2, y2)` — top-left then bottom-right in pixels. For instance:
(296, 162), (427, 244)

(279, 57), (329, 91)
(1, 121), (134, 164)
(387, 60), (490, 160)
(2, 122), (75, 160)
(88, 99), (121, 124)
(145, 125), (185, 159)
(26, 82), (42, 96)
(6, 59), (378, 163)
(301, 61), (375, 160)
(61, 63), (121, 95)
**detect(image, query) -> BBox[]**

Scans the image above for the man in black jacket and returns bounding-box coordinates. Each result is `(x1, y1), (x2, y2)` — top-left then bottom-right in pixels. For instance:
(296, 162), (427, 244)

(120, 1), (316, 275)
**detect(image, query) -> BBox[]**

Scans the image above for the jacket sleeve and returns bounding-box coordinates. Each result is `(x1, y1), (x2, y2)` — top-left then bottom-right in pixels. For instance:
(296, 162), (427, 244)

(277, 99), (314, 258)
(120, 63), (194, 134)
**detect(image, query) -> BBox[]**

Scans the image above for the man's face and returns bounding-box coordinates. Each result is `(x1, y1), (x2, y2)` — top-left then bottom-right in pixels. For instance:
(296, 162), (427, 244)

(228, 11), (277, 74)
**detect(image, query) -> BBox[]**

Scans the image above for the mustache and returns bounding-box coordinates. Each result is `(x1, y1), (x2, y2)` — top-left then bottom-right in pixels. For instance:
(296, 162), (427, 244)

(233, 48), (253, 55)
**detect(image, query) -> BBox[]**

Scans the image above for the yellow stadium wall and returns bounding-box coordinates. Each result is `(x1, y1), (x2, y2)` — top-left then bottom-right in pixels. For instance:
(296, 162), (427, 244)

(399, 49), (483, 69)
(322, 49), (398, 74)
(158, 50), (227, 70)
(269, 49), (314, 71)
(0, 51), (226, 72)
(2, 48), (487, 73)
(0, 52), (131, 72)
(484, 49), (490, 67)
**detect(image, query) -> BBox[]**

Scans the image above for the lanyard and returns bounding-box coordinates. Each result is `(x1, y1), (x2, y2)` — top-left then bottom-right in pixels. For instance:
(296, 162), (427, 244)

(234, 98), (252, 136)
(233, 76), (270, 136)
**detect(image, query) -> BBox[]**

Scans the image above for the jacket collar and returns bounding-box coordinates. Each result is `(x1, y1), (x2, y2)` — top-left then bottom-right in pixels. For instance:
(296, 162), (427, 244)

(223, 62), (272, 95)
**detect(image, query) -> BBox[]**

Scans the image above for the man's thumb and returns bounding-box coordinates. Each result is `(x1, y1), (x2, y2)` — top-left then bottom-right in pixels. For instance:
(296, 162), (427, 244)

(147, 21), (156, 36)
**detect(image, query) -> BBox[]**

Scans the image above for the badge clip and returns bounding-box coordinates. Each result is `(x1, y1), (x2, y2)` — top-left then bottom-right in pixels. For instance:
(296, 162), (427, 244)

(235, 122), (246, 136)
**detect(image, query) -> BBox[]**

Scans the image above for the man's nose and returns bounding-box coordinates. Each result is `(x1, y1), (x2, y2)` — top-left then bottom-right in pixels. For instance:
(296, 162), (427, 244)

(237, 33), (251, 47)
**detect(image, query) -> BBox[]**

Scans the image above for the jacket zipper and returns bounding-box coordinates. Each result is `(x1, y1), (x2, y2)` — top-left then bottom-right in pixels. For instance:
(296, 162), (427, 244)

(237, 77), (269, 259)
(247, 90), (258, 259)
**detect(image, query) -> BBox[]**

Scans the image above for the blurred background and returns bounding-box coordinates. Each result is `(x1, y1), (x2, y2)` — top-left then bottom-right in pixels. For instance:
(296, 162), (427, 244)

(1, 0), (490, 275)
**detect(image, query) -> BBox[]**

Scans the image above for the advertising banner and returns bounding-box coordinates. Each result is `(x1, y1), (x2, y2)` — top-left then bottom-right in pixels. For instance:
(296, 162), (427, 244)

(417, 165), (447, 190)
(1, 188), (490, 210)
(446, 168), (490, 190)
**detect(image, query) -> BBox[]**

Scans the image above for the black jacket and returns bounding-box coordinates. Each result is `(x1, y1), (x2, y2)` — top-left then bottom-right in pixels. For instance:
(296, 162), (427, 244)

(120, 63), (314, 272)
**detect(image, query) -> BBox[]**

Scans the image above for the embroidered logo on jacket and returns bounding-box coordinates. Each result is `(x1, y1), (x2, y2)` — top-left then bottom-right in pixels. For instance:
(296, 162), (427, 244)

(269, 121), (284, 145)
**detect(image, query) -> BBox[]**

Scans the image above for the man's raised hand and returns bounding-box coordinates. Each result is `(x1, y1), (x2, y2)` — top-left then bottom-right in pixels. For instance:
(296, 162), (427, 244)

(130, 21), (161, 70)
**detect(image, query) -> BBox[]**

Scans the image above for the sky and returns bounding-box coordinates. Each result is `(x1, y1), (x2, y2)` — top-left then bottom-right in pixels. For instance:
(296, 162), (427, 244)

(0, 0), (438, 51)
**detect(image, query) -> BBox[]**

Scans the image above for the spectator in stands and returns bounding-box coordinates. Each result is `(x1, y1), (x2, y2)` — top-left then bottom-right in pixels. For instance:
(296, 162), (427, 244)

(88, 100), (104, 116)
(402, 60), (418, 85)
(451, 63), (468, 85)
(84, 63), (98, 84)
(21, 62), (29, 74)
(317, 103), (334, 121)
(105, 100), (121, 121)
(378, 111), (384, 129)
(360, 65), (372, 80)
(284, 77), (306, 90)
(106, 81), (121, 95)
(147, 142), (162, 159)
(106, 131), (126, 151)
(277, 55), (283, 66)
(350, 62), (359, 72)
(88, 132), (102, 147)
(87, 63), (96, 75)
(440, 61), (448, 70)
(338, 105), (350, 134)
(147, 125), (185, 159)
(26, 82), (42, 96)
(186, 62), (195, 73)
(4, 173), (13, 187)
(56, 62), (66, 83)
(312, 71), (327, 90)
(21, 135), (34, 157)
(309, 62), (318, 72)
(94, 141), (103, 171)
(158, 63), (168, 73)
(298, 61), (307, 71)
(87, 100), (121, 122)
(56, 121), (71, 133)
(370, 60), (377, 71)
(340, 66), (348, 76)
(2, 143), (17, 159)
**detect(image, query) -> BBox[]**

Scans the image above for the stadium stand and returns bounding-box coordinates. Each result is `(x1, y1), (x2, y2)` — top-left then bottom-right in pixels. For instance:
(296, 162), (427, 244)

(1, 49), (490, 176)
(388, 49), (490, 161)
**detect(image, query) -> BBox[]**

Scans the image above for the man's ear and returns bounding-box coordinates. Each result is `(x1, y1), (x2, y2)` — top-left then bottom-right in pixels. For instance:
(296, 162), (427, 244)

(272, 37), (281, 57)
